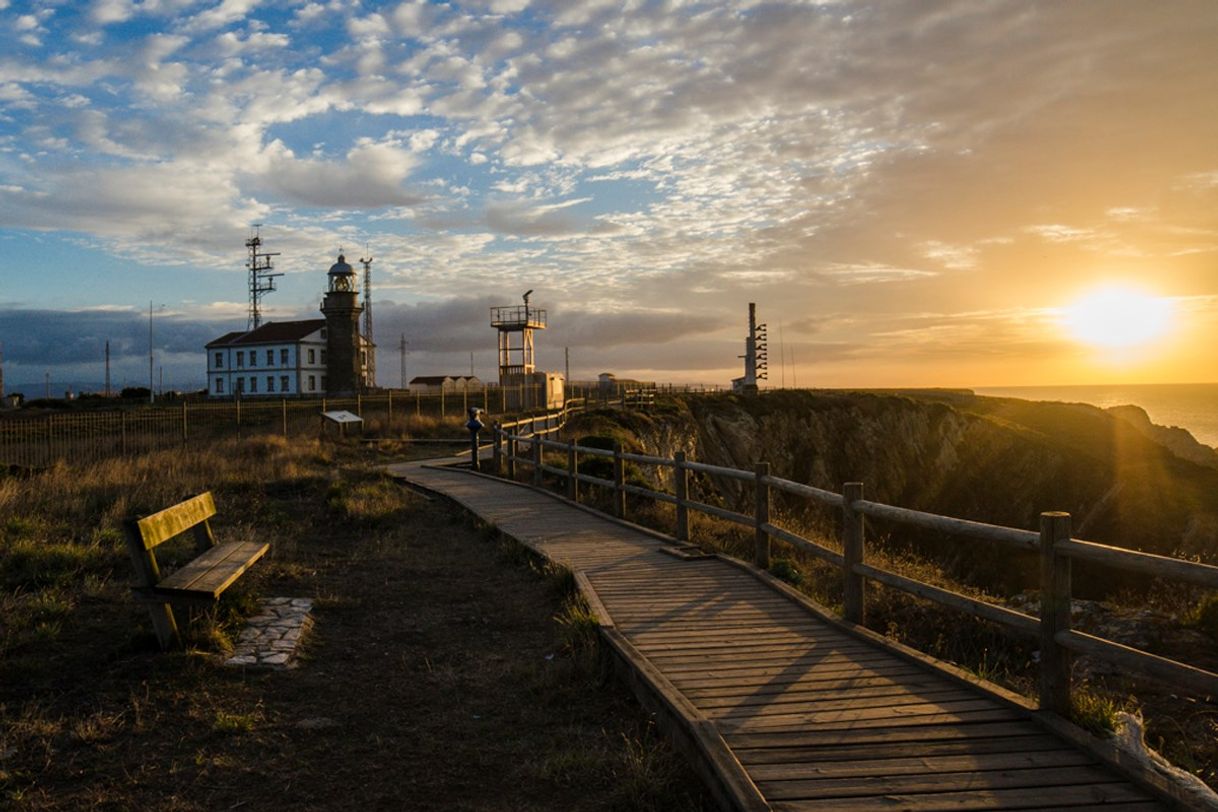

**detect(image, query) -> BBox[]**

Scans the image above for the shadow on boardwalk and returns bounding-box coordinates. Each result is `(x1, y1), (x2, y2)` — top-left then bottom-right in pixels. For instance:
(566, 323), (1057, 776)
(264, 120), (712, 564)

(391, 460), (1169, 812)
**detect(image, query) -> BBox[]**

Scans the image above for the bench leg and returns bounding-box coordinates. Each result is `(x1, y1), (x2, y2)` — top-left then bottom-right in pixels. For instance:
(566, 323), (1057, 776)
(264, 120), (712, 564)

(148, 601), (181, 651)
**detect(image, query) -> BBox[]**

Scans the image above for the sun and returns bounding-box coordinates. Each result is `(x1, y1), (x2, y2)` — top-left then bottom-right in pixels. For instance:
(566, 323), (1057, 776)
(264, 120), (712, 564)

(1063, 286), (1174, 349)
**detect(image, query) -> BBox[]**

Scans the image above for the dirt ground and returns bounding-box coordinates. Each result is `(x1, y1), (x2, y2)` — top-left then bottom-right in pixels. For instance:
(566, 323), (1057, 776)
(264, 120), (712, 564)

(0, 452), (710, 811)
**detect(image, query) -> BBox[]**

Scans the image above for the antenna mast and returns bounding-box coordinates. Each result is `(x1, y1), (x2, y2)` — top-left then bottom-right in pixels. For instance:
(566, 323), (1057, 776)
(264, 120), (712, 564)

(245, 225), (282, 331)
(359, 251), (375, 387)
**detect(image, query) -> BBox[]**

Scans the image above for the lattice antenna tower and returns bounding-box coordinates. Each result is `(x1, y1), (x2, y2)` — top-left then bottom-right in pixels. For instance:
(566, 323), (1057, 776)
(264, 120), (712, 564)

(358, 250), (373, 342)
(755, 317), (768, 381)
(358, 251), (375, 387)
(245, 225), (282, 330)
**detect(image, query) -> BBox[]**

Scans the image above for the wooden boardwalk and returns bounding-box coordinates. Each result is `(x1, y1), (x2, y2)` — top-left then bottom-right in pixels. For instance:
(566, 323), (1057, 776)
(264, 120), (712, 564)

(388, 462), (1167, 811)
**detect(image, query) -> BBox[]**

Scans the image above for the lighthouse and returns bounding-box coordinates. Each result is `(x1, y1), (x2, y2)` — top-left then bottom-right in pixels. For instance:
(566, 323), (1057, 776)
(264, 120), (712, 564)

(320, 254), (364, 395)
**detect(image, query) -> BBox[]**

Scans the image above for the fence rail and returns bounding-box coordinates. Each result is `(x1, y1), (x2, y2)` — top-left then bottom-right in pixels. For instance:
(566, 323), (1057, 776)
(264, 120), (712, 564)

(488, 424), (1218, 720)
(0, 386), (617, 469)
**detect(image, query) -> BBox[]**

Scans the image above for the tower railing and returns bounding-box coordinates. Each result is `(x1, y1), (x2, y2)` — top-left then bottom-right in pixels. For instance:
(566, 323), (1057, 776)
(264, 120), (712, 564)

(490, 305), (546, 329)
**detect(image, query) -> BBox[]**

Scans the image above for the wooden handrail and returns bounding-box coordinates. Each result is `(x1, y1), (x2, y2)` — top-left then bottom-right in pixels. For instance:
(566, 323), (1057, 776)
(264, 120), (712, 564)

(487, 405), (1218, 715)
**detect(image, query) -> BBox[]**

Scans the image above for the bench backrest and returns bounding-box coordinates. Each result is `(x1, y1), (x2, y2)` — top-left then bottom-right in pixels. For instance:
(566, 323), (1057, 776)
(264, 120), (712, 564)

(127, 491), (217, 552)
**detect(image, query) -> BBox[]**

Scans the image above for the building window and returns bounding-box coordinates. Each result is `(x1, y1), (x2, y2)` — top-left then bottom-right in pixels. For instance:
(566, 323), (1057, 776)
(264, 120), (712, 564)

(308, 348), (315, 364)
(265, 375), (273, 392)
(215, 378), (224, 394)
(280, 375), (290, 393)
(320, 350), (327, 364)
(267, 349), (274, 366)
(236, 378), (244, 393)
(236, 351), (244, 368)
(280, 348), (289, 365)
(214, 352), (223, 369)
(249, 377), (258, 393)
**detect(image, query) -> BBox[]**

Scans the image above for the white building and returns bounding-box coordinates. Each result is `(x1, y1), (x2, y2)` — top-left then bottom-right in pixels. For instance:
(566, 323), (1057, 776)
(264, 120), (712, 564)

(205, 319), (372, 398)
(409, 375), (482, 394)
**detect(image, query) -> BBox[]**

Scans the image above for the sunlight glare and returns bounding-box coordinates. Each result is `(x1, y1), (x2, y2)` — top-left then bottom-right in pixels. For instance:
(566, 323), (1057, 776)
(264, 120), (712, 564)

(1063, 286), (1174, 349)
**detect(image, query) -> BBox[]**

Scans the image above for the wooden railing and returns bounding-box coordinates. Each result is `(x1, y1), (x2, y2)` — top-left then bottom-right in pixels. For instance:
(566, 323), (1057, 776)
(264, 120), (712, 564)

(487, 429), (1218, 718)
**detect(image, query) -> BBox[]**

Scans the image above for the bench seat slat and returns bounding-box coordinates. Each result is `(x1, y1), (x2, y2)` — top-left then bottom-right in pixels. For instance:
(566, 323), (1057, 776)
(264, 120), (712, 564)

(154, 541), (269, 600)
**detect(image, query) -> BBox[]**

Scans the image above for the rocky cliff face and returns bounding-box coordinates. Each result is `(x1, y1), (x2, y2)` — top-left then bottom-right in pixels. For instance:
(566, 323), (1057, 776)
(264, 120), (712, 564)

(573, 391), (1218, 594)
(1108, 404), (1218, 470)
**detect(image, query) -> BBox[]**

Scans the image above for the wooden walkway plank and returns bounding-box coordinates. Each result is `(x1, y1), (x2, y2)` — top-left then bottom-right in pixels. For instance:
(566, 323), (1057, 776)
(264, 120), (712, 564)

(387, 462), (1169, 812)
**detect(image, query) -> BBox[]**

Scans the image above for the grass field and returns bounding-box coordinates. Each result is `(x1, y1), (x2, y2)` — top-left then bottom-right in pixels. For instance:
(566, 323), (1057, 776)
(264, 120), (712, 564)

(0, 432), (709, 810)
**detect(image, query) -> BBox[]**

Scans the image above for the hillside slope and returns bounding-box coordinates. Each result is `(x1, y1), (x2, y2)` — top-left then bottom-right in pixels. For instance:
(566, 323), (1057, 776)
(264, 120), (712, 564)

(570, 391), (1218, 594)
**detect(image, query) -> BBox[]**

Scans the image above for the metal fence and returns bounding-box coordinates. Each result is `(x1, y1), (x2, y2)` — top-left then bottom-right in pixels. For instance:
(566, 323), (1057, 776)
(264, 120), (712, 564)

(0, 385), (588, 468)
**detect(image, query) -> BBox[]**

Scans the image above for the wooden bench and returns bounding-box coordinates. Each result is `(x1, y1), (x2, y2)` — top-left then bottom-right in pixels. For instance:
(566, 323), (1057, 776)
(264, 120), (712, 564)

(123, 492), (268, 650)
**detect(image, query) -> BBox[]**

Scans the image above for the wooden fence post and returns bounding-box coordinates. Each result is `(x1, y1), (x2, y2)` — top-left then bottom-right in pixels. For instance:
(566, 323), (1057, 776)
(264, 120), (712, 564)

(492, 422), (502, 475)
(613, 441), (626, 519)
(755, 462), (771, 569)
(532, 437), (543, 487)
(507, 435), (517, 479)
(121, 411), (127, 456)
(567, 442), (578, 501)
(1039, 511), (1073, 716)
(182, 402), (188, 444)
(674, 451), (689, 542)
(281, 398), (288, 436)
(356, 393), (362, 417)
(441, 388), (446, 418)
(842, 481), (865, 624)
(388, 390), (394, 423)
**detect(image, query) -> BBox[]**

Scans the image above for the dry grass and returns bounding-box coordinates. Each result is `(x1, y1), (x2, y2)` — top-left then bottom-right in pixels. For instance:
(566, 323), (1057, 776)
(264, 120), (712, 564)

(0, 436), (710, 810)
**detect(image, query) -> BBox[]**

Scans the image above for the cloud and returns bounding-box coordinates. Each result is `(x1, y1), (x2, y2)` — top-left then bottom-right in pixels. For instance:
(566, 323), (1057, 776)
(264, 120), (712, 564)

(214, 30), (290, 57)
(90, 0), (133, 24)
(484, 197), (613, 238)
(185, 0), (261, 32)
(0, 306), (232, 367)
(257, 139), (424, 209)
(1, 1), (1216, 388)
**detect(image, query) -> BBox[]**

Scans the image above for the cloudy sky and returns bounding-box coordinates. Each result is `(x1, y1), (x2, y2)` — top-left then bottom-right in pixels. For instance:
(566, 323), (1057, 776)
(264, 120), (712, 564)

(1, 0), (1216, 392)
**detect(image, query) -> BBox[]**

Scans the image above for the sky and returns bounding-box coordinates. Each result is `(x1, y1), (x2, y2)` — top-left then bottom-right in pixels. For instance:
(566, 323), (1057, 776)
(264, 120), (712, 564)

(1, 0), (1216, 393)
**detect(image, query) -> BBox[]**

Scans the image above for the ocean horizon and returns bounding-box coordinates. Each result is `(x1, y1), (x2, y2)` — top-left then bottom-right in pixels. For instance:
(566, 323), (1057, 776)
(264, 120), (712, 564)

(975, 382), (1218, 449)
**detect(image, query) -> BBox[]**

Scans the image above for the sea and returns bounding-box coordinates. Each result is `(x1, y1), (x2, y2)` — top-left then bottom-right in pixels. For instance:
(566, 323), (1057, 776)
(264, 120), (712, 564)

(974, 383), (1218, 449)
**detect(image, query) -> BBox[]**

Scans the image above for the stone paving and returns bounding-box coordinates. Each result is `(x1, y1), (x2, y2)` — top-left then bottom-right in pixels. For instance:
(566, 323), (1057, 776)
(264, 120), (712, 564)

(224, 597), (313, 669)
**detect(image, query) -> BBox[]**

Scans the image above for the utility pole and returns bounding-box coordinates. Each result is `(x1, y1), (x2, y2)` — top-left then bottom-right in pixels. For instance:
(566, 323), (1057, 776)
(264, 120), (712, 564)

(148, 300), (154, 404)
(399, 334), (407, 389)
